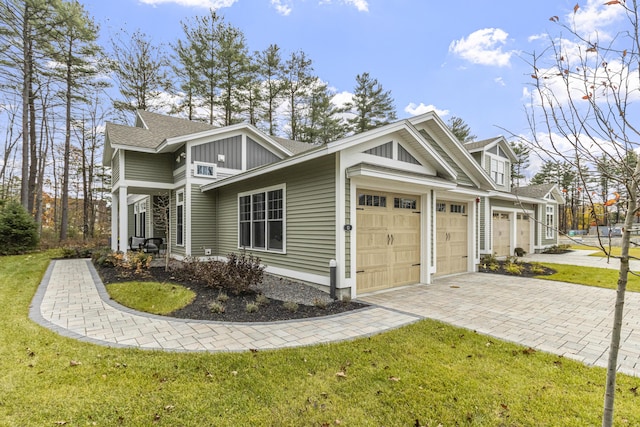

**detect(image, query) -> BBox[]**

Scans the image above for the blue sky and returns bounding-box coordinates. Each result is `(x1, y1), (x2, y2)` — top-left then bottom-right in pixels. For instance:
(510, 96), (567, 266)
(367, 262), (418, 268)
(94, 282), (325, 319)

(82, 0), (619, 141)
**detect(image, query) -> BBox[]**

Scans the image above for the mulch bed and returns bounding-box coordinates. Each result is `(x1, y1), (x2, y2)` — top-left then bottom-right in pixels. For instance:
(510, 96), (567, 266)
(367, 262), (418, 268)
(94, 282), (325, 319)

(478, 259), (556, 277)
(95, 265), (368, 323)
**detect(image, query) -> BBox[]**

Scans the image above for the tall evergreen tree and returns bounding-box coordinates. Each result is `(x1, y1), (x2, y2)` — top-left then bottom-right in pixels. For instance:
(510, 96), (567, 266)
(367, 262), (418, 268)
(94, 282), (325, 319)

(256, 44), (285, 135)
(216, 22), (250, 126)
(510, 140), (531, 187)
(280, 50), (316, 140)
(108, 29), (170, 117)
(0, 0), (59, 213)
(345, 72), (396, 134)
(299, 83), (346, 144)
(48, 0), (101, 241)
(171, 37), (199, 120)
(447, 116), (476, 142)
(176, 10), (223, 125)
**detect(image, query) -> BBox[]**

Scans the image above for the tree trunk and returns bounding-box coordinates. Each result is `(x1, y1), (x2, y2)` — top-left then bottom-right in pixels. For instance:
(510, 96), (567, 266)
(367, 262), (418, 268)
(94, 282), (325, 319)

(59, 44), (73, 242)
(20, 5), (31, 211)
(28, 83), (37, 215)
(602, 155), (640, 426)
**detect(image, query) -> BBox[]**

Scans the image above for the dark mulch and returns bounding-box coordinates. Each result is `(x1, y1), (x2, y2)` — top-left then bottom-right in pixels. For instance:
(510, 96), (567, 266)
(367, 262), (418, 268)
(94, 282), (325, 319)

(478, 259), (557, 277)
(95, 265), (368, 323)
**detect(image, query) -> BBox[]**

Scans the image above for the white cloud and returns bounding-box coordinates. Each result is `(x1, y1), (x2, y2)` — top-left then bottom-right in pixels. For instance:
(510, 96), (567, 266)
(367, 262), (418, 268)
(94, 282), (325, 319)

(139, 0), (237, 8)
(449, 28), (514, 67)
(527, 33), (547, 43)
(494, 77), (506, 87)
(319, 0), (369, 12)
(331, 90), (353, 108)
(571, 0), (625, 40)
(404, 103), (449, 117)
(271, 0), (293, 15)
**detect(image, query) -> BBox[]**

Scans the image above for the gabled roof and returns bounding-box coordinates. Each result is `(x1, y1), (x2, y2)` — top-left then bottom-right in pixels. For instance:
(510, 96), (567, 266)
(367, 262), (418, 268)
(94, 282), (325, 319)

(103, 110), (315, 165)
(408, 112), (497, 190)
(513, 183), (565, 203)
(464, 136), (517, 162)
(271, 136), (319, 155)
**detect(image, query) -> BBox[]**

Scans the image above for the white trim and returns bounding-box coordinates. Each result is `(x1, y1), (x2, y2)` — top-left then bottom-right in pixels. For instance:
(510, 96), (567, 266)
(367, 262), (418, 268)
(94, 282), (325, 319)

(176, 189), (185, 247)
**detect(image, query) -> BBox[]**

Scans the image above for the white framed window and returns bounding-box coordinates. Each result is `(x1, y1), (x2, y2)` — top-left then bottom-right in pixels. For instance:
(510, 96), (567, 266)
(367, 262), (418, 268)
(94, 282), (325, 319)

(176, 190), (185, 246)
(546, 205), (555, 239)
(451, 203), (466, 214)
(194, 161), (216, 178)
(133, 201), (146, 236)
(239, 185), (285, 252)
(491, 158), (505, 186)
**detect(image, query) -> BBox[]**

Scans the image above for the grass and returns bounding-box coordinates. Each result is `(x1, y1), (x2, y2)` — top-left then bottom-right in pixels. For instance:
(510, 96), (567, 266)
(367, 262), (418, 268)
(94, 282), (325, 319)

(570, 244), (640, 259)
(536, 262), (640, 292)
(106, 281), (195, 315)
(3, 252), (640, 425)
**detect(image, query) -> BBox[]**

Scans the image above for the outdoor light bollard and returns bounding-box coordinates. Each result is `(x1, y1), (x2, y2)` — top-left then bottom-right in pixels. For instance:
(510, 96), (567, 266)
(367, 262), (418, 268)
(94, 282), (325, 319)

(329, 259), (337, 300)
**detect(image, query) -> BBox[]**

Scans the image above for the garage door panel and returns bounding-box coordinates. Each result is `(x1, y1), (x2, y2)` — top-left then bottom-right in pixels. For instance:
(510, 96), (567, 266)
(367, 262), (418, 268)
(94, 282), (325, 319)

(356, 191), (421, 293)
(516, 214), (532, 254)
(493, 212), (510, 256)
(435, 201), (468, 277)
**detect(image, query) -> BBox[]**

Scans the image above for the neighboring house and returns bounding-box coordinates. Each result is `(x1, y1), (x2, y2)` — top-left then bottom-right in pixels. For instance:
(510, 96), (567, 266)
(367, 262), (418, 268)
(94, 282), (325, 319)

(104, 110), (562, 298)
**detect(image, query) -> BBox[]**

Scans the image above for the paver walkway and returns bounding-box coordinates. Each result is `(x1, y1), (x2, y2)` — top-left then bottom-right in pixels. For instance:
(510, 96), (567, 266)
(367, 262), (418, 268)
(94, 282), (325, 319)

(30, 255), (640, 377)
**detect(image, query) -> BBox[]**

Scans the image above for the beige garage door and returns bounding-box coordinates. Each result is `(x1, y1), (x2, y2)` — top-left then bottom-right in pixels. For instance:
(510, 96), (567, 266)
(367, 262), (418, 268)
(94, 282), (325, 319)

(493, 212), (511, 256)
(356, 192), (421, 293)
(436, 201), (468, 277)
(516, 213), (532, 254)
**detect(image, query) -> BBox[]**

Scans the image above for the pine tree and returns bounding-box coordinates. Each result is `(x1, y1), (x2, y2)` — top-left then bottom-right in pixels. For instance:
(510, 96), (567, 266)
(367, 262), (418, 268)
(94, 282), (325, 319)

(216, 23), (251, 126)
(280, 50), (316, 140)
(447, 116), (476, 142)
(255, 44), (285, 135)
(299, 83), (346, 144)
(108, 29), (171, 117)
(48, 0), (101, 242)
(345, 72), (396, 134)
(510, 141), (530, 187)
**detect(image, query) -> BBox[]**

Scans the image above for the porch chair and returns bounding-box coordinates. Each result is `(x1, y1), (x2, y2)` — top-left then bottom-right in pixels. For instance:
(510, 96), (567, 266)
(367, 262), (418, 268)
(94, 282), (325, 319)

(128, 236), (161, 254)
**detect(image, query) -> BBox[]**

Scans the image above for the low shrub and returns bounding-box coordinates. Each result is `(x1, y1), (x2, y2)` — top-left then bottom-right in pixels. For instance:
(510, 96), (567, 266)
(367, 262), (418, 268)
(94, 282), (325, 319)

(283, 301), (298, 313)
(245, 302), (259, 313)
(208, 301), (226, 314)
(61, 246), (94, 259)
(172, 252), (265, 295)
(504, 263), (523, 275)
(216, 292), (229, 303)
(107, 251), (153, 278)
(91, 247), (118, 268)
(313, 298), (328, 309)
(255, 294), (269, 306)
(530, 263), (547, 275)
(0, 200), (38, 255)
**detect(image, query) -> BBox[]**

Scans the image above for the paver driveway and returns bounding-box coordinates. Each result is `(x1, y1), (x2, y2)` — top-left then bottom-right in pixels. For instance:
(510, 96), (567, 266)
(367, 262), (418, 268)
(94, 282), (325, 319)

(30, 257), (640, 377)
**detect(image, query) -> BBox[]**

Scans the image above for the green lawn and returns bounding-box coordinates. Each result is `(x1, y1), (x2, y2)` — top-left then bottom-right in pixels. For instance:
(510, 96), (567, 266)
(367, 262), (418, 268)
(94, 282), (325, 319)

(106, 281), (195, 315)
(3, 252), (640, 425)
(570, 244), (640, 259)
(537, 263), (640, 292)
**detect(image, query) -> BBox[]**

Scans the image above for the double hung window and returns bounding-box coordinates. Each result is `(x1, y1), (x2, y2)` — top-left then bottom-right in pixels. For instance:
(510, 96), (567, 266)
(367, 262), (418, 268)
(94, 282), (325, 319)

(239, 186), (285, 252)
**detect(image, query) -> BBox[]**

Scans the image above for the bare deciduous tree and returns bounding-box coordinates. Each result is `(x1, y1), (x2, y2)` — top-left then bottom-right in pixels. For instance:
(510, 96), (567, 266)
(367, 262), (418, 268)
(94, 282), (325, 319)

(521, 2), (640, 425)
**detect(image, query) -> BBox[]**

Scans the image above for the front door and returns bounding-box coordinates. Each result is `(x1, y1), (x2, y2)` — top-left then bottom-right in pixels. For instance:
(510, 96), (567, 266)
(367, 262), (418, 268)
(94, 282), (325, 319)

(356, 192), (421, 293)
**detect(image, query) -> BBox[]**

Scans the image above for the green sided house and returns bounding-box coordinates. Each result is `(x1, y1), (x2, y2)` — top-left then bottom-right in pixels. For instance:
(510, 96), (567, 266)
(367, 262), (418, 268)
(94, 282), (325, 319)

(104, 110), (562, 298)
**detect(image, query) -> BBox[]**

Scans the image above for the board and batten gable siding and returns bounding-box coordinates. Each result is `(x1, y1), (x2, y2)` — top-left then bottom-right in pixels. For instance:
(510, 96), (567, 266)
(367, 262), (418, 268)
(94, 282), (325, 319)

(418, 129), (474, 186)
(192, 135), (242, 169)
(190, 184), (217, 257)
(124, 151), (174, 183)
(215, 154), (337, 278)
(112, 150), (120, 185)
(247, 137), (281, 169)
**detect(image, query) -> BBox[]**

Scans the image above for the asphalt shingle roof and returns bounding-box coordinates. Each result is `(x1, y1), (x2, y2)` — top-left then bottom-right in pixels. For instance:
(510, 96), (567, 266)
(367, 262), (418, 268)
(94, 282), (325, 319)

(512, 183), (557, 199)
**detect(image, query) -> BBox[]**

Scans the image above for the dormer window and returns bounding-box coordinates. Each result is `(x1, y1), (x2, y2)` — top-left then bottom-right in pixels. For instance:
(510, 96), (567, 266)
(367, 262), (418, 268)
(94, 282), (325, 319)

(491, 158), (505, 186)
(194, 161), (216, 178)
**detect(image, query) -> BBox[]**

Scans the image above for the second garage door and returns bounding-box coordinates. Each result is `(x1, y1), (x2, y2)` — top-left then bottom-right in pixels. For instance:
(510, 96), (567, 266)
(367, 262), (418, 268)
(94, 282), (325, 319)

(436, 201), (469, 276)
